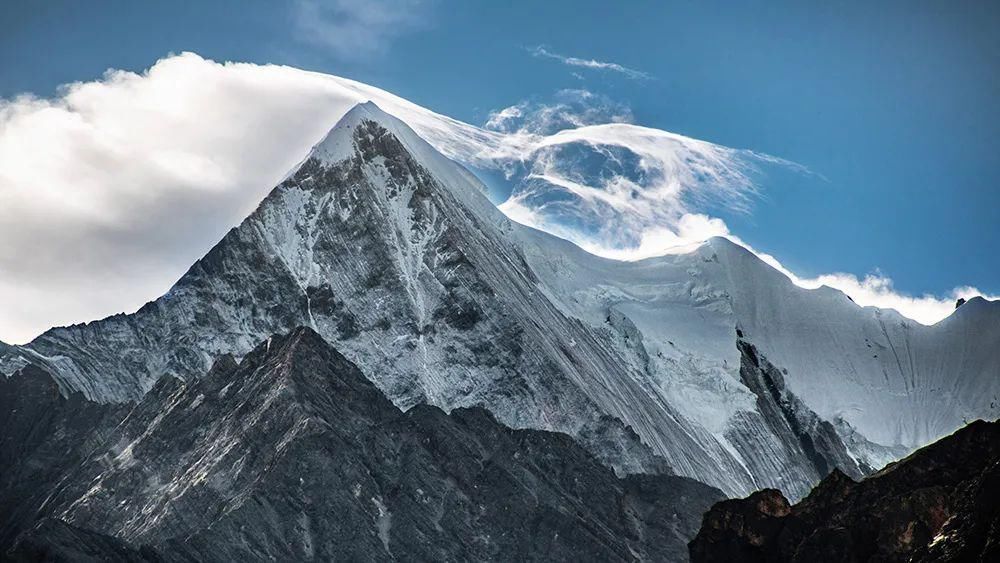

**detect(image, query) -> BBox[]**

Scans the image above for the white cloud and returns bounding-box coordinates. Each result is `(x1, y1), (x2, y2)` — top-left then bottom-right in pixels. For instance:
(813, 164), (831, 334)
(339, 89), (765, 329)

(570, 214), (733, 260)
(0, 53), (989, 343)
(485, 89), (633, 135)
(0, 54), (387, 343)
(292, 0), (431, 59)
(529, 46), (652, 80)
(761, 264), (999, 326)
(491, 117), (774, 253)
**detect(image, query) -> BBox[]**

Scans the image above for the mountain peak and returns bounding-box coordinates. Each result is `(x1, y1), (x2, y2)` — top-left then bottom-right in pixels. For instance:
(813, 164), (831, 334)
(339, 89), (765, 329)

(290, 99), (499, 222)
(954, 295), (998, 314)
(241, 326), (349, 374)
(328, 100), (397, 134)
(307, 101), (420, 166)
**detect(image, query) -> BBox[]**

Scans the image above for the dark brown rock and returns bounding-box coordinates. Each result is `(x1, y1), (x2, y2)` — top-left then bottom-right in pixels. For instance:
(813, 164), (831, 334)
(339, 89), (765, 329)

(690, 420), (1000, 562)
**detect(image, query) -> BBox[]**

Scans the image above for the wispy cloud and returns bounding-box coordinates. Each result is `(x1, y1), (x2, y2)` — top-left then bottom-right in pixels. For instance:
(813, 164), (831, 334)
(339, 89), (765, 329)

(528, 46), (652, 80)
(482, 93), (997, 325)
(484, 90), (777, 255)
(292, 0), (432, 60)
(484, 89), (633, 135)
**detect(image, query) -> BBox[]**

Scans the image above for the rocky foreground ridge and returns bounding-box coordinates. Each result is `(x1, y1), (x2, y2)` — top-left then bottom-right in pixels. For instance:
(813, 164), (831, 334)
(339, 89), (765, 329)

(2, 327), (722, 562)
(689, 419), (1000, 562)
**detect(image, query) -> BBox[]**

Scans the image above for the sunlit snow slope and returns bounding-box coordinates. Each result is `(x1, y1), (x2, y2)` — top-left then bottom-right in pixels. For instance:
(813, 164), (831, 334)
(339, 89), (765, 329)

(519, 232), (1000, 456)
(2, 103), (997, 500)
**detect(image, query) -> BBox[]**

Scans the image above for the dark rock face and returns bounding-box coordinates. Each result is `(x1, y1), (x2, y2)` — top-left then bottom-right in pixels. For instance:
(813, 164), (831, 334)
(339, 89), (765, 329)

(0, 365), (126, 547)
(6, 519), (162, 563)
(686, 489), (791, 563)
(728, 339), (866, 500)
(914, 458), (1000, 561)
(689, 420), (1000, 562)
(3, 327), (723, 562)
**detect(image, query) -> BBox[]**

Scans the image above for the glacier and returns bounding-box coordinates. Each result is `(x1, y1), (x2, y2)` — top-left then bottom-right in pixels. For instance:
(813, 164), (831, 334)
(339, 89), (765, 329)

(2, 102), (997, 500)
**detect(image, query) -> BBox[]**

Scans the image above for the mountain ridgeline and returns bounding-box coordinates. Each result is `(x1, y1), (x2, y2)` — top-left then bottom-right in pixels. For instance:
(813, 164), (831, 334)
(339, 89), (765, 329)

(1, 327), (723, 561)
(1, 102), (998, 507)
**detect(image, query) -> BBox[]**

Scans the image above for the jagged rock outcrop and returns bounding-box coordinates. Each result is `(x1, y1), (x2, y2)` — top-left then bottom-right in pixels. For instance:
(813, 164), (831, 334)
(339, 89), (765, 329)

(688, 420), (1000, 562)
(3, 327), (723, 562)
(728, 339), (865, 494)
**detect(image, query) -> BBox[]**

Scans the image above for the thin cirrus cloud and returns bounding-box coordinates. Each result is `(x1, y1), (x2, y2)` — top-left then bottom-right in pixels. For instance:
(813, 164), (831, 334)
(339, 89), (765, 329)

(291, 0), (432, 59)
(528, 45), (653, 80)
(0, 53), (990, 344)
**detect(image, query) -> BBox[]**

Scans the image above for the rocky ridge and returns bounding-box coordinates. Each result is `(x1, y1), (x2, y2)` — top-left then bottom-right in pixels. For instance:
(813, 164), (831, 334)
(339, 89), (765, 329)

(689, 419), (1000, 562)
(2, 327), (723, 562)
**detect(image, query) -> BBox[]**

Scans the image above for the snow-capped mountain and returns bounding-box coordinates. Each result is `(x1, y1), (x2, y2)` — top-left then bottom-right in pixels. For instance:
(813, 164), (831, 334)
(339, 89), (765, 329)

(2, 102), (997, 500)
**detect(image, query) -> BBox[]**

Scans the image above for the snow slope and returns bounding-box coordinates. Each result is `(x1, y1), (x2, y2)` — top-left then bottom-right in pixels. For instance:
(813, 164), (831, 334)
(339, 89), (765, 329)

(714, 241), (1000, 449)
(520, 232), (999, 460)
(2, 103), (997, 499)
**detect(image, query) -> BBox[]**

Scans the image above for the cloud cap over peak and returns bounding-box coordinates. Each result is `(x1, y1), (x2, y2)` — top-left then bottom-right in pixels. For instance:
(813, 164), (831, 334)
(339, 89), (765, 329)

(0, 53), (989, 342)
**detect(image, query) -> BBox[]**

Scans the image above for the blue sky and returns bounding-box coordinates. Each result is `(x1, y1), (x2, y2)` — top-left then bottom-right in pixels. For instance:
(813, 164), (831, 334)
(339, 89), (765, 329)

(0, 0), (998, 339)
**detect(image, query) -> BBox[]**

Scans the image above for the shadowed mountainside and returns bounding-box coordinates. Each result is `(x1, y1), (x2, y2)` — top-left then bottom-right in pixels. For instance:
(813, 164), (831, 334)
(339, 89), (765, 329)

(3, 327), (722, 562)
